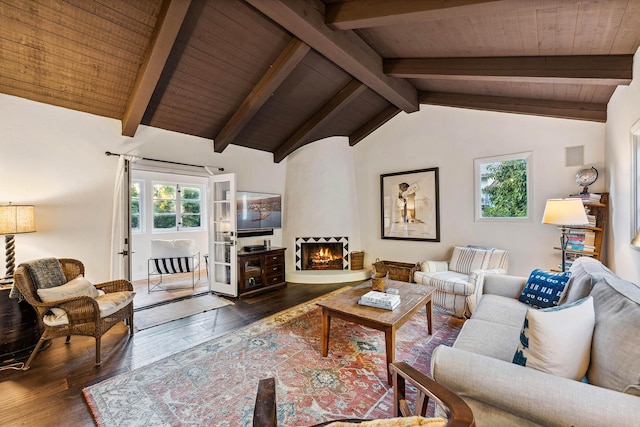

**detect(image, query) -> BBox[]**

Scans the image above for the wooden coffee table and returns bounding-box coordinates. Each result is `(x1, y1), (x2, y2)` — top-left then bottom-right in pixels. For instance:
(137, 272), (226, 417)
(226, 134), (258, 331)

(316, 279), (435, 384)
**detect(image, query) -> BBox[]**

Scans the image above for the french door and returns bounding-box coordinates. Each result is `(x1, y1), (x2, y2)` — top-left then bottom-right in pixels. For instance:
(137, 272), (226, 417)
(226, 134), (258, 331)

(208, 173), (238, 296)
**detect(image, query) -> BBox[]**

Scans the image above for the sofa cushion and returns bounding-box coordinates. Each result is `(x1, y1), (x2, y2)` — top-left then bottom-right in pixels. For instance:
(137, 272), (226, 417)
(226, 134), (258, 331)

(513, 296), (595, 380)
(414, 270), (473, 295)
(471, 294), (530, 328)
(151, 239), (196, 258)
(518, 269), (571, 309)
(587, 277), (640, 393)
(563, 256), (613, 304)
(453, 318), (522, 361)
(487, 249), (510, 271)
(44, 291), (135, 326)
(449, 246), (491, 275)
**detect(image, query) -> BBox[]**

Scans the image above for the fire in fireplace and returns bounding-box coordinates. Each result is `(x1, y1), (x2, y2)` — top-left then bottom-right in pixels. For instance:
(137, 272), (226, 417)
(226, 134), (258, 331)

(301, 242), (344, 270)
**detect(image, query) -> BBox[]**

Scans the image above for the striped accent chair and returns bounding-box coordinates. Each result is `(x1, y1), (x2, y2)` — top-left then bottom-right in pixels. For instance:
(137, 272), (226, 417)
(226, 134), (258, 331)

(414, 246), (509, 318)
(148, 239), (201, 293)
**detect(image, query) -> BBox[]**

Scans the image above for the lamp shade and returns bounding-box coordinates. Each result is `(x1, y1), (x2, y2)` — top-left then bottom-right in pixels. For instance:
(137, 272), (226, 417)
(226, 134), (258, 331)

(632, 230), (640, 248)
(542, 198), (589, 226)
(0, 205), (36, 235)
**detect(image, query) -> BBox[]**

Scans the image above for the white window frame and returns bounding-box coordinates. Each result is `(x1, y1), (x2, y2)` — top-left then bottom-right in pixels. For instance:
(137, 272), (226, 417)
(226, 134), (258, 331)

(474, 151), (533, 223)
(130, 179), (144, 234)
(152, 181), (205, 233)
(631, 117), (640, 249)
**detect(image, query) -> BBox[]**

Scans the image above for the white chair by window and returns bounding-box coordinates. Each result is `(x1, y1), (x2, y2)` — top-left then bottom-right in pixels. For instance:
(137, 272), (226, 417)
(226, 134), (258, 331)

(148, 239), (201, 293)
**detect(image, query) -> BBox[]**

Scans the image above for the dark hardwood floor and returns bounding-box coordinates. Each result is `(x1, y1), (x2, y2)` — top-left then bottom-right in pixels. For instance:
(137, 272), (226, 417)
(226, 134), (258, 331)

(0, 282), (350, 427)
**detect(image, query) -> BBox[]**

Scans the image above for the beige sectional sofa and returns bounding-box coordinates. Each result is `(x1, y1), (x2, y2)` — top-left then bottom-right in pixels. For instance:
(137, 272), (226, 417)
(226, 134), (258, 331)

(431, 257), (640, 426)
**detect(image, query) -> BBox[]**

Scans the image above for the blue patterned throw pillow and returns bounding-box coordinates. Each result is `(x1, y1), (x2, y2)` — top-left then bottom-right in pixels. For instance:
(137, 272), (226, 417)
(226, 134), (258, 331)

(518, 269), (571, 309)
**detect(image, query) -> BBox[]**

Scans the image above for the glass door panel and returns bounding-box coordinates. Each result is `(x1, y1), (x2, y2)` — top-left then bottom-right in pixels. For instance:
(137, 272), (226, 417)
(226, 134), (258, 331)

(208, 173), (237, 296)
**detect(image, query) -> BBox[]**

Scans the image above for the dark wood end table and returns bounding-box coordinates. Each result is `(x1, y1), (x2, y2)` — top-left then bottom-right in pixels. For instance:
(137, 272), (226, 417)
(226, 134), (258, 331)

(316, 279), (435, 384)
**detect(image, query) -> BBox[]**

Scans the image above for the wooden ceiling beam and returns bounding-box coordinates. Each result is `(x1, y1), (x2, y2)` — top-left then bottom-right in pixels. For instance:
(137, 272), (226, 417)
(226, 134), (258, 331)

(121, 0), (191, 137)
(419, 92), (607, 122)
(214, 38), (311, 153)
(349, 105), (401, 146)
(326, 0), (502, 30)
(385, 55), (634, 85)
(246, 0), (418, 113)
(274, 80), (367, 163)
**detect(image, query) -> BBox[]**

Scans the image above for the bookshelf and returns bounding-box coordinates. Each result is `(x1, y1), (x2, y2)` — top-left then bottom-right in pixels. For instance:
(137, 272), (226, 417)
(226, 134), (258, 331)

(553, 192), (608, 270)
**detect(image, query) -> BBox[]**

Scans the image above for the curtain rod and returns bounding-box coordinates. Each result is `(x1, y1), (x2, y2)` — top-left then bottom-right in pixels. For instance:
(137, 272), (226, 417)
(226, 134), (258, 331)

(104, 151), (224, 172)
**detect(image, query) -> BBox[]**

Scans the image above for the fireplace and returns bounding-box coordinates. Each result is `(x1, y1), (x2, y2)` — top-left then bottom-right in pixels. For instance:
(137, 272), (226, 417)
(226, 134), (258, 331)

(295, 237), (349, 270)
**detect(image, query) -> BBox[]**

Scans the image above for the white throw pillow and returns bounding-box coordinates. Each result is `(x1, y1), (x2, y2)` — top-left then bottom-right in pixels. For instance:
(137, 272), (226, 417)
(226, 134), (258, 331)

(513, 296), (595, 380)
(151, 239), (196, 258)
(37, 276), (100, 302)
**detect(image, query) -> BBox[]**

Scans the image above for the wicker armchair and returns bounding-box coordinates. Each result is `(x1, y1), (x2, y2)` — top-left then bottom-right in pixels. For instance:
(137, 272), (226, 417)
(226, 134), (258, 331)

(12, 258), (134, 369)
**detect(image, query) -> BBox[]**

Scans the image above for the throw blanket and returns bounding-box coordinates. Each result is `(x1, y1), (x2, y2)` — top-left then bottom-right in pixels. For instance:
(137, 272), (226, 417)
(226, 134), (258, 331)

(9, 257), (67, 301)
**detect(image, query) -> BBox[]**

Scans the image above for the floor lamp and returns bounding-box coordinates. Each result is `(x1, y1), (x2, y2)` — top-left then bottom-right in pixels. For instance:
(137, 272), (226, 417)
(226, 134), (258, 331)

(0, 204), (36, 280)
(542, 199), (589, 272)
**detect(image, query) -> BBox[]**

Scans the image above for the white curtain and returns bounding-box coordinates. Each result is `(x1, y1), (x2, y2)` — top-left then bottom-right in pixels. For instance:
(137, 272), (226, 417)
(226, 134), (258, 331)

(110, 154), (141, 280)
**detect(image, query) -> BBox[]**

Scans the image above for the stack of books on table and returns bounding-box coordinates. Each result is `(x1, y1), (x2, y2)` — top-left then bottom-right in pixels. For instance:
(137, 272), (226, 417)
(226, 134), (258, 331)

(358, 290), (401, 310)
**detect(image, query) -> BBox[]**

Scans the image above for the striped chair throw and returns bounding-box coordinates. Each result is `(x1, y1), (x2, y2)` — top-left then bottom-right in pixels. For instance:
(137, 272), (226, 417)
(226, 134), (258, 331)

(151, 256), (194, 274)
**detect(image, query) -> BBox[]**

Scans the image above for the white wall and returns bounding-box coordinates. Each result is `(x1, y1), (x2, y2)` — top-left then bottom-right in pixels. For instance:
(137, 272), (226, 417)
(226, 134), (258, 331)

(605, 46), (640, 283)
(0, 94), (287, 283)
(352, 105), (605, 277)
(283, 137), (362, 271)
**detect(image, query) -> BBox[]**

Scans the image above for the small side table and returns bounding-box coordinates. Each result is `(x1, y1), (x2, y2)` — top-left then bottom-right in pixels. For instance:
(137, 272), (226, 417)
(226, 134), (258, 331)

(0, 279), (42, 365)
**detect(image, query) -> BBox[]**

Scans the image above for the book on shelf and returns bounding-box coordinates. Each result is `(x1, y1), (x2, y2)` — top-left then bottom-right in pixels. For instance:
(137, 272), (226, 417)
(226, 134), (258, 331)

(569, 193), (602, 203)
(358, 290), (401, 310)
(566, 244), (595, 251)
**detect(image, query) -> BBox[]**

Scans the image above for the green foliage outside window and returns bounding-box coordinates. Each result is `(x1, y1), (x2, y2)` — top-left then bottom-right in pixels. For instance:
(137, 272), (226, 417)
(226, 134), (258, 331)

(130, 182), (142, 231)
(181, 215), (201, 228)
(154, 200), (176, 214)
(150, 183), (203, 230)
(181, 187), (200, 199)
(154, 215), (177, 229)
(482, 159), (528, 218)
(154, 185), (176, 199)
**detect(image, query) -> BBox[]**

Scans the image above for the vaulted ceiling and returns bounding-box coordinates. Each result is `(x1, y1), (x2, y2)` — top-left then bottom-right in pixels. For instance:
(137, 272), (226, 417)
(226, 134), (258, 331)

(2, 0), (639, 162)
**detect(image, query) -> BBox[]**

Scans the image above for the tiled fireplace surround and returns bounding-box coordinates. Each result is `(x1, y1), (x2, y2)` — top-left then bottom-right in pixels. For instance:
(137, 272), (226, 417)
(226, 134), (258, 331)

(295, 237), (350, 271)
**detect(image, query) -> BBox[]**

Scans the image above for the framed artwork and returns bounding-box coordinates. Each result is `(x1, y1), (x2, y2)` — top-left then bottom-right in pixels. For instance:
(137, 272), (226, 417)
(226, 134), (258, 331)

(380, 167), (440, 241)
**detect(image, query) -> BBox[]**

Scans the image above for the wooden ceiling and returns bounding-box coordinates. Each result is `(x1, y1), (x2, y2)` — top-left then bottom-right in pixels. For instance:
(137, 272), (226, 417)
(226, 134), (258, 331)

(2, 0), (639, 162)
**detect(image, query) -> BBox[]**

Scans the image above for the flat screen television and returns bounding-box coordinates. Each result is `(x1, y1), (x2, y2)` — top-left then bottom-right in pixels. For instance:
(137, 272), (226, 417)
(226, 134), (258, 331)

(236, 191), (282, 231)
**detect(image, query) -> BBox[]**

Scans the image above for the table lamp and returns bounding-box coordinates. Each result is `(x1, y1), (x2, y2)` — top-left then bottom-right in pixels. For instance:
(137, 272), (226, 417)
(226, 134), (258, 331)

(542, 198), (589, 272)
(0, 204), (36, 279)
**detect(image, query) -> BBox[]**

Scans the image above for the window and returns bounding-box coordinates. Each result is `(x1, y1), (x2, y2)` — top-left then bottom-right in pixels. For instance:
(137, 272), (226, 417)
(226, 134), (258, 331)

(130, 180), (143, 233)
(474, 152), (532, 222)
(152, 182), (204, 231)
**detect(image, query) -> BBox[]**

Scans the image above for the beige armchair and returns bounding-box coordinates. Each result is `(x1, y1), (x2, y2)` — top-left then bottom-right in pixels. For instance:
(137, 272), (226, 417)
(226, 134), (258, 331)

(414, 246), (509, 318)
(11, 258), (134, 369)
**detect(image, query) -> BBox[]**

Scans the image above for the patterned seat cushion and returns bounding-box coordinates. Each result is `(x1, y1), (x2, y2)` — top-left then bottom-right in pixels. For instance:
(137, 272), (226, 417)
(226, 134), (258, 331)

(44, 291), (135, 326)
(414, 271), (474, 295)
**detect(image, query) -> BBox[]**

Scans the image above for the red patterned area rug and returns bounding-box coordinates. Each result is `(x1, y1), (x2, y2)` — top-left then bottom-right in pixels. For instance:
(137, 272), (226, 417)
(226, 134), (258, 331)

(83, 288), (464, 426)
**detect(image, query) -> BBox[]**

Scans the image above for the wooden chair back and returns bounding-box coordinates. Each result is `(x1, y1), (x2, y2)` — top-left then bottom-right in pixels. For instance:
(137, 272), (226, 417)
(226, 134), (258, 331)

(253, 362), (475, 427)
(391, 362), (475, 427)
